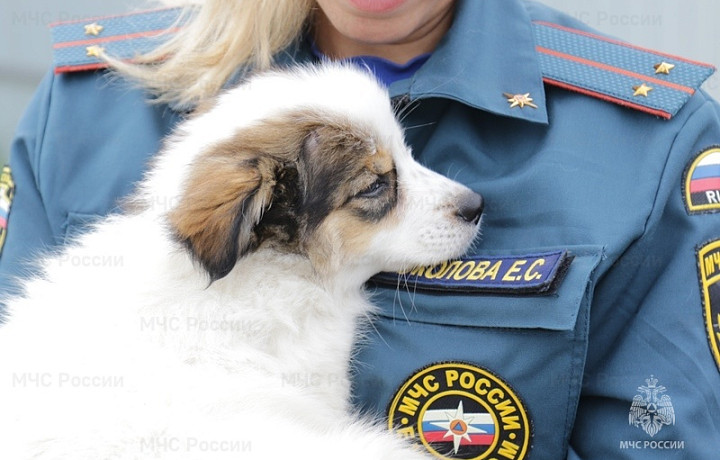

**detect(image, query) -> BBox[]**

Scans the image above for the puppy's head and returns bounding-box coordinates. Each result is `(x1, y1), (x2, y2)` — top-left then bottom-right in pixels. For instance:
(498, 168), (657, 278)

(160, 64), (482, 285)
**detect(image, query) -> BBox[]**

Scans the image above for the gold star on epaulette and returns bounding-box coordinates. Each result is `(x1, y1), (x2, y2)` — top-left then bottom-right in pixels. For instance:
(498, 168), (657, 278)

(503, 93), (538, 109)
(654, 62), (675, 75)
(84, 22), (104, 36)
(632, 83), (653, 97)
(86, 45), (105, 58)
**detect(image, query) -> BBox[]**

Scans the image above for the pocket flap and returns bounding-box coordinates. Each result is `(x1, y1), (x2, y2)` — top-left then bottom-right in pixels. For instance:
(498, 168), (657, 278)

(368, 245), (604, 331)
(62, 211), (102, 243)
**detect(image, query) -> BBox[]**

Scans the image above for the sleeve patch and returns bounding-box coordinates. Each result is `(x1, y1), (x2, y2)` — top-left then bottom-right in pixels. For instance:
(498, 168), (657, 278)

(684, 146), (720, 214)
(0, 165), (15, 256)
(697, 239), (720, 373)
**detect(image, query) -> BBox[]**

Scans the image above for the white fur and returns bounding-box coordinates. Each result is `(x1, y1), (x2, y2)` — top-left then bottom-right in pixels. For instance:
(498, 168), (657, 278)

(0, 63), (480, 459)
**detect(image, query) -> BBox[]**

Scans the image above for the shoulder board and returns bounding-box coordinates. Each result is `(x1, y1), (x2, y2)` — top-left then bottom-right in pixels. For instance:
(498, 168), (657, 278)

(50, 8), (183, 74)
(533, 21), (716, 119)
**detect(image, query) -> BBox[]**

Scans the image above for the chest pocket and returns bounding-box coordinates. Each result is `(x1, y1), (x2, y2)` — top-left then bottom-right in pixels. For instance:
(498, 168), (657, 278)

(351, 245), (603, 460)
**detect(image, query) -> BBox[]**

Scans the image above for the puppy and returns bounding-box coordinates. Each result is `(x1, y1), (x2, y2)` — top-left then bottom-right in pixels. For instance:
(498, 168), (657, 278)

(0, 63), (483, 459)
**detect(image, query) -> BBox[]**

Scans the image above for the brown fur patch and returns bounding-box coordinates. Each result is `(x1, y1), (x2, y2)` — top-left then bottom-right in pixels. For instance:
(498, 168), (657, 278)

(167, 115), (309, 280)
(167, 108), (399, 281)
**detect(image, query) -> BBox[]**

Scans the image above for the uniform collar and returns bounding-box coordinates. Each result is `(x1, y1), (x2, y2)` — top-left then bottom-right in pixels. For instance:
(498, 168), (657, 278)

(236, 0), (547, 124)
(395, 0), (548, 125)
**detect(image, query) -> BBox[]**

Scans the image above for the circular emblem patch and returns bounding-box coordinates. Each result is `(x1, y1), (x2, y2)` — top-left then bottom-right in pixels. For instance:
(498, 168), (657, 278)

(388, 362), (531, 460)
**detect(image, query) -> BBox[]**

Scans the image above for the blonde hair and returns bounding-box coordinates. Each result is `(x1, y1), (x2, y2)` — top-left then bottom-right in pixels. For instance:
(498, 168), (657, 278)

(109, 0), (316, 106)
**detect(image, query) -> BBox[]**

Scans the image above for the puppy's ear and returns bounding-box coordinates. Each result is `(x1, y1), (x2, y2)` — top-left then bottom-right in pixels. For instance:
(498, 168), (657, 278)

(167, 111), (318, 281)
(168, 148), (279, 282)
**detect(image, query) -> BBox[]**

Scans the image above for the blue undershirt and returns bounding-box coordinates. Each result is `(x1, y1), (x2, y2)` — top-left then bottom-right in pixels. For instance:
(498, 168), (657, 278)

(310, 43), (430, 87)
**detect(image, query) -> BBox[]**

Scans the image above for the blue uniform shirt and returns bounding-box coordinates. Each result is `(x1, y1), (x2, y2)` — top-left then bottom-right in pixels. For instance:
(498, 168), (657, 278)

(3, 1), (720, 458)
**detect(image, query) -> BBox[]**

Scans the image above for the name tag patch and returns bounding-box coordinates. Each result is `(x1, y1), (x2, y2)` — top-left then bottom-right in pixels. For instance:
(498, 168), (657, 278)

(371, 250), (572, 295)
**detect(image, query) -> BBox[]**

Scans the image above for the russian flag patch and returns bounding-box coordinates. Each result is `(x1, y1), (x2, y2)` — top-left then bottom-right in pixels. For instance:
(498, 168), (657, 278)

(684, 146), (720, 214)
(0, 165), (15, 256)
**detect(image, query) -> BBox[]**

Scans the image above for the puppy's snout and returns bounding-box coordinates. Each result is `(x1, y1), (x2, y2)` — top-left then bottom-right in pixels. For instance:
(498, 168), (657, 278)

(456, 192), (484, 225)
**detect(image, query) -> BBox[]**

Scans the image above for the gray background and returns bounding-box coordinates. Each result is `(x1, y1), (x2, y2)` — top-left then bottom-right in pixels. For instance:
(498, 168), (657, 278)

(2, 0), (719, 163)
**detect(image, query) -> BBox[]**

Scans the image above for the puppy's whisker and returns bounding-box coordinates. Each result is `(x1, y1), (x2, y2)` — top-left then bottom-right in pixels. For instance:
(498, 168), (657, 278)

(394, 98), (420, 123)
(403, 121), (437, 131)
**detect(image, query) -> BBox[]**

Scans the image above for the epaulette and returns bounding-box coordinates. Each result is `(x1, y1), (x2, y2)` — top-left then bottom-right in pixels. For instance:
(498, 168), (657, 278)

(52, 10), (715, 120)
(50, 8), (183, 74)
(533, 21), (716, 119)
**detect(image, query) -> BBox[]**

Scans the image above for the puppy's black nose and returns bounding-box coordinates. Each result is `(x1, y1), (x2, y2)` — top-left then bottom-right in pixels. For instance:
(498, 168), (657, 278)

(456, 192), (484, 225)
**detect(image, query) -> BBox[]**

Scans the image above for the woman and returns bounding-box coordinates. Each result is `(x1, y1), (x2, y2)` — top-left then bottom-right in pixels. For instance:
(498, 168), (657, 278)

(2, 0), (719, 458)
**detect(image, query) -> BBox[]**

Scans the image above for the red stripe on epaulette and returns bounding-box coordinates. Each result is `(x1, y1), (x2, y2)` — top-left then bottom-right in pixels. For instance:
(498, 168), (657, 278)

(534, 21), (716, 69)
(53, 28), (179, 49)
(537, 46), (695, 95)
(54, 63), (110, 74)
(543, 77), (672, 119)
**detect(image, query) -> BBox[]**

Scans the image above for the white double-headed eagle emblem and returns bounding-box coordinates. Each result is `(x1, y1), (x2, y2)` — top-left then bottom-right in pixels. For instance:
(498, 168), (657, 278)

(628, 376), (675, 437)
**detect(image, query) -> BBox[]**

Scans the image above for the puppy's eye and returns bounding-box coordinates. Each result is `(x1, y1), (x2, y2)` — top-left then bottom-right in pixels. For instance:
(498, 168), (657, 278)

(355, 178), (388, 199)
